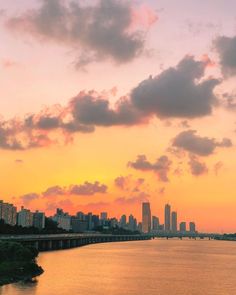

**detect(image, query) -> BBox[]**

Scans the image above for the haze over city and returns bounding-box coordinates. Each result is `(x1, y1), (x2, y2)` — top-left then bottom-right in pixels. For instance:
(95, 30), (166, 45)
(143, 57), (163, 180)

(0, 0), (236, 234)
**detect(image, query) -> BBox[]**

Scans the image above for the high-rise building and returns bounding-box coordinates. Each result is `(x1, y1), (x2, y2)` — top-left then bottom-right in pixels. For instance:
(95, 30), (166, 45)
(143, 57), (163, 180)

(76, 211), (85, 221)
(110, 218), (118, 228)
(142, 202), (151, 233)
(137, 222), (142, 232)
(86, 212), (93, 230)
(152, 216), (159, 231)
(100, 212), (108, 221)
(17, 206), (33, 228)
(180, 222), (186, 233)
(164, 204), (171, 232)
(33, 211), (45, 230)
(0, 200), (17, 226)
(158, 224), (164, 231)
(128, 214), (137, 231)
(189, 222), (196, 233)
(52, 208), (71, 231)
(71, 216), (87, 232)
(92, 215), (99, 228)
(171, 211), (177, 232)
(119, 214), (127, 228)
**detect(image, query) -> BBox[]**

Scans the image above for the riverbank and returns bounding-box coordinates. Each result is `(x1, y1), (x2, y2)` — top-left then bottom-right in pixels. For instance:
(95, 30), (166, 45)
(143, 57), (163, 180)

(0, 241), (44, 286)
(0, 261), (43, 286)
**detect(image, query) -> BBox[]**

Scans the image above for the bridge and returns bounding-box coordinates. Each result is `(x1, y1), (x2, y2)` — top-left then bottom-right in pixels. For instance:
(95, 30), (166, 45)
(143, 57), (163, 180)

(0, 233), (151, 252)
(0, 232), (229, 252)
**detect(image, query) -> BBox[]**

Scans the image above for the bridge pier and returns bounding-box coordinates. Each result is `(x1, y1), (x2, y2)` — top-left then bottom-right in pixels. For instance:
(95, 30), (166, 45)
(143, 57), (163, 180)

(34, 241), (39, 251)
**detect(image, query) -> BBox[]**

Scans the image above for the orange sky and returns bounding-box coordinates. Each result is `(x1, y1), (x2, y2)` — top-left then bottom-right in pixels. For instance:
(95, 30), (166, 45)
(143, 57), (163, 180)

(0, 0), (236, 233)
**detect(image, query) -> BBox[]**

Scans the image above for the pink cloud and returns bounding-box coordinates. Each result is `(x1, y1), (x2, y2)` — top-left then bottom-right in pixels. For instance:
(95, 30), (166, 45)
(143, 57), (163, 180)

(131, 4), (158, 29)
(114, 175), (145, 191)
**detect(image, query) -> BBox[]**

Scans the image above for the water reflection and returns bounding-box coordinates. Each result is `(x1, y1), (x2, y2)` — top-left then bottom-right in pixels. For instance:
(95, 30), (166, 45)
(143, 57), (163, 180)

(1, 239), (236, 295)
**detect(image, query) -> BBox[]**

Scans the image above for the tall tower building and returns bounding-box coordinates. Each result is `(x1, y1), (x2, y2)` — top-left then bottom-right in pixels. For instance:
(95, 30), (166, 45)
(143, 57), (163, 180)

(33, 211), (45, 230)
(128, 214), (136, 231)
(152, 216), (159, 231)
(119, 214), (127, 228)
(17, 206), (33, 228)
(0, 201), (17, 226)
(171, 211), (177, 232)
(180, 222), (186, 233)
(164, 204), (171, 232)
(189, 222), (196, 233)
(142, 202), (151, 233)
(100, 212), (108, 221)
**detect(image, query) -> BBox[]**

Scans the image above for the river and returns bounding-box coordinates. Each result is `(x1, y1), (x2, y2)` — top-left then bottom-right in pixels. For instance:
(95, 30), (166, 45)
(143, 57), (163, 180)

(1, 239), (236, 295)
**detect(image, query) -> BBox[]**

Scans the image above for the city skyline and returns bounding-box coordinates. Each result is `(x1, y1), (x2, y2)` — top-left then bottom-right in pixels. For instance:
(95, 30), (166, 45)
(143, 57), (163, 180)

(0, 199), (196, 234)
(0, 0), (236, 233)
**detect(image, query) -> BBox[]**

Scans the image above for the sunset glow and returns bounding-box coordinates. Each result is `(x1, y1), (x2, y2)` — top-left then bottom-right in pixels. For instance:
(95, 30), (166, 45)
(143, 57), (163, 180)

(1, 0), (236, 233)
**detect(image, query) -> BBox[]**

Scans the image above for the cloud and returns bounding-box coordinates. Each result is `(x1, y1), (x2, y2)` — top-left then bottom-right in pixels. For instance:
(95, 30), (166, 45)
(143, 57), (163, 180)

(114, 176), (128, 190)
(0, 55), (221, 151)
(19, 180), (107, 206)
(114, 175), (144, 191)
(45, 199), (74, 213)
(43, 185), (66, 197)
(0, 89), (149, 150)
(36, 116), (61, 130)
(131, 3), (158, 28)
(188, 155), (208, 176)
(131, 55), (220, 118)
(114, 192), (149, 205)
(0, 97), (97, 150)
(172, 130), (232, 156)
(179, 120), (191, 129)
(69, 181), (107, 195)
(6, 0), (157, 67)
(222, 92), (236, 110)
(128, 154), (172, 182)
(21, 193), (40, 205)
(70, 92), (145, 126)
(214, 35), (236, 77)
(0, 124), (24, 150)
(186, 20), (221, 37)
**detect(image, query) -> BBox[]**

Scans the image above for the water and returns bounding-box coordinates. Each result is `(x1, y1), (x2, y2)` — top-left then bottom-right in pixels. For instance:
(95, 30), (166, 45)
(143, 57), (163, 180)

(1, 239), (236, 295)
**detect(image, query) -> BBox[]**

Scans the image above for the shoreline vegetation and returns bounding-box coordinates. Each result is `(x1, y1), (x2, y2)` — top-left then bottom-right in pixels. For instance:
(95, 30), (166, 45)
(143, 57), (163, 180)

(0, 241), (43, 287)
(215, 234), (236, 241)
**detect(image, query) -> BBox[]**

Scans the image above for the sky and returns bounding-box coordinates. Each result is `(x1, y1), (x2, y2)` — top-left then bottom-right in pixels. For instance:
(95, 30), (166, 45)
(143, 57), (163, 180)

(0, 0), (236, 233)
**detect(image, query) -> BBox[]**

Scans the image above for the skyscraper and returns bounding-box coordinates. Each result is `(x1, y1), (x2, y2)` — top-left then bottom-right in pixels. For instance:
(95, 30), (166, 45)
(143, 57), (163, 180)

(152, 216), (159, 231)
(100, 212), (108, 221)
(86, 212), (93, 230)
(128, 214), (137, 231)
(17, 206), (33, 228)
(33, 211), (45, 230)
(180, 222), (186, 233)
(171, 211), (177, 232)
(52, 208), (71, 231)
(119, 214), (127, 228)
(189, 222), (196, 233)
(164, 204), (171, 232)
(142, 202), (151, 233)
(0, 200), (17, 226)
